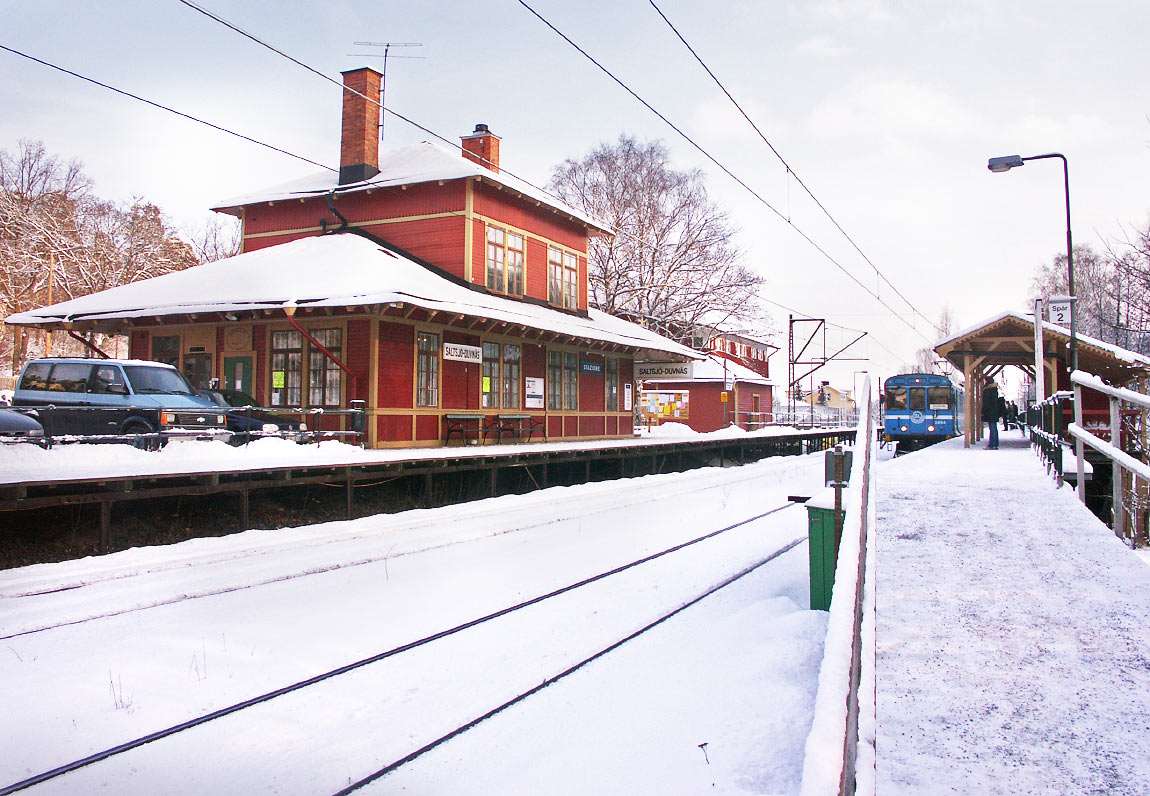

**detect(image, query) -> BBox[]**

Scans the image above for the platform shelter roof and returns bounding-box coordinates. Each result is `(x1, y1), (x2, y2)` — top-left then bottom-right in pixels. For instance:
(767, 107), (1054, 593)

(935, 311), (1150, 388)
(936, 310), (1150, 448)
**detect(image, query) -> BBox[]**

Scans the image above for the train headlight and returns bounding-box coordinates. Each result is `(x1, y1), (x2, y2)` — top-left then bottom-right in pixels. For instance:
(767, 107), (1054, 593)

(927, 424), (936, 432)
(900, 425), (908, 432)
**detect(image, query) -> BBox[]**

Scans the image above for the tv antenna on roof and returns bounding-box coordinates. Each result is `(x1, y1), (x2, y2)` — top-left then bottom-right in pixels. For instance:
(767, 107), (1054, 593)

(348, 41), (424, 143)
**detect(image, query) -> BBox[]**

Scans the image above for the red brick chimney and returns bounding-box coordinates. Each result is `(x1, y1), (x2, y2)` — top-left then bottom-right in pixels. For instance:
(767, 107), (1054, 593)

(339, 67), (382, 185)
(461, 123), (500, 173)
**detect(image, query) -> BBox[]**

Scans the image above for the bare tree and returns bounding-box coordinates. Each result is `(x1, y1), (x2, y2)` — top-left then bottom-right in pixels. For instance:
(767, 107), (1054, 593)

(1, 140), (197, 372)
(1103, 219), (1150, 355)
(549, 135), (764, 339)
(912, 306), (957, 375)
(62, 199), (197, 299)
(1029, 243), (1135, 351)
(0, 140), (91, 369)
(187, 214), (241, 263)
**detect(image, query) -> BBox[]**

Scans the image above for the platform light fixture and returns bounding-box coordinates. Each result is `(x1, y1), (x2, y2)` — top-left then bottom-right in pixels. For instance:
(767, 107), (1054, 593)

(987, 151), (1077, 375)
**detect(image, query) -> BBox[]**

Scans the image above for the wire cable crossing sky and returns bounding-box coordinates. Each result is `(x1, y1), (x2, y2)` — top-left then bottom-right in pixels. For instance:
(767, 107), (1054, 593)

(2, 0), (1146, 382)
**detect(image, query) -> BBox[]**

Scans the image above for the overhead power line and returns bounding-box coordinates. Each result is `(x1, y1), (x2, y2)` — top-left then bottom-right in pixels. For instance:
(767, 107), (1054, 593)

(0, 3), (910, 366)
(176, 0), (921, 363)
(515, 0), (936, 348)
(645, 0), (941, 336)
(0, 43), (335, 173)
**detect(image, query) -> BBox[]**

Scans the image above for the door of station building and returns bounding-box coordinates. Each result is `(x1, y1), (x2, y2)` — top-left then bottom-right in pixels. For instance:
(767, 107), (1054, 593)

(224, 356), (253, 394)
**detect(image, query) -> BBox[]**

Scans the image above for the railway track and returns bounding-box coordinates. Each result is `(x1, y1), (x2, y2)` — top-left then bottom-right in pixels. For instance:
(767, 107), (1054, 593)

(1, 456), (815, 639)
(1, 501), (805, 795)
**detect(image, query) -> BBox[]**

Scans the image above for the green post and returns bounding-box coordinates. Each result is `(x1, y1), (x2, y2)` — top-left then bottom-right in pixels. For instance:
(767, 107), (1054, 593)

(808, 446), (850, 611)
(807, 490), (839, 611)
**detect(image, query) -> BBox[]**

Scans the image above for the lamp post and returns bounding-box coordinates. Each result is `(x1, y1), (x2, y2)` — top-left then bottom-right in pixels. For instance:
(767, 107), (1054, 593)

(987, 153), (1077, 377)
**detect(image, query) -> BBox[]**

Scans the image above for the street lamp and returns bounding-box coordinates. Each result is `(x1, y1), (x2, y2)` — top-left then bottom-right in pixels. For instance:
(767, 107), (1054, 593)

(987, 152), (1077, 377)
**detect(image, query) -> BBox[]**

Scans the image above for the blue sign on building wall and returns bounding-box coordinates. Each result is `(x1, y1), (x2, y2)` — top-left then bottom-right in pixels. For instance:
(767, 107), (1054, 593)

(580, 359), (604, 375)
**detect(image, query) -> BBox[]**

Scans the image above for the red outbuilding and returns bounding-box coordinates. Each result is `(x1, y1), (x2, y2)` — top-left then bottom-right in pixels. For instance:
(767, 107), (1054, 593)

(638, 356), (774, 433)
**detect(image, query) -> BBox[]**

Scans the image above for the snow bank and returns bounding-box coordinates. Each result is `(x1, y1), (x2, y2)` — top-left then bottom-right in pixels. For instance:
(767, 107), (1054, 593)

(798, 382), (875, 796)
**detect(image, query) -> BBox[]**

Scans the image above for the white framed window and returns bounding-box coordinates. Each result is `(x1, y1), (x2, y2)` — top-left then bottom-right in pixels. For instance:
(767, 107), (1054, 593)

(487, 226), (525, 295)
(486, 227), (504, 292)
(417, 331), (440, 407)
(482, 342), (521, 409)
(482, 341), (500, 408)
(307, 328), (343, 406)
(605, 357), (619, 411)
(548, 247), (579, 310)
(563, 252), (577, 310)
(547, 350), (562, 410)
(563, 352), (578, 410)
(271, 330), (303, 407)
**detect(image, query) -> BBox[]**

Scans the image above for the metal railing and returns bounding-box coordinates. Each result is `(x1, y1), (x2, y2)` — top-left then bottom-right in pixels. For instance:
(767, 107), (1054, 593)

(1030, 391), (1073, 484)
(1067, 371), (1149, 546)
(771, 410), (860, 429)
(799, 378), (875, 796)
(3, 402), (368, 449)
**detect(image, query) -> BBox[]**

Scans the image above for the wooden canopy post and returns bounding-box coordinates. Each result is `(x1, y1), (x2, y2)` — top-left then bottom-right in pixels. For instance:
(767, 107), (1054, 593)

(964, 354), (974, 447)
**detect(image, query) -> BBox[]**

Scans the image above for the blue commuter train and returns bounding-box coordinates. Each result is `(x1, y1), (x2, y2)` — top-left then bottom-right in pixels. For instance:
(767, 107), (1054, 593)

(882, 373), (964, 452)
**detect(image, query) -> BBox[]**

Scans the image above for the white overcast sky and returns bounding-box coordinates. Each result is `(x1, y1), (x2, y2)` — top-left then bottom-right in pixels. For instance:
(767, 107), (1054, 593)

(3, 0), (1148, 390)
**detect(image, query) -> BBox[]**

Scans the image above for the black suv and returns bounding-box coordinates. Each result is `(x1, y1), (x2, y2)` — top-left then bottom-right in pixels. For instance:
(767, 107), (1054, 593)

(13, 358), (228, 446)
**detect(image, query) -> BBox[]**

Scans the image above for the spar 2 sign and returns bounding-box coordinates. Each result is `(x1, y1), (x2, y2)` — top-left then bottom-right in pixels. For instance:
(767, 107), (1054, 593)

(1047, 295), (1074, 327)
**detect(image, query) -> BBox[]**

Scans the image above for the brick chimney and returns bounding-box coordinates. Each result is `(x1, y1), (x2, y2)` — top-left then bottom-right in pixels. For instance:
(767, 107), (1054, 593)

(339, 67), (382, 185)
(461, 123), (500, 173)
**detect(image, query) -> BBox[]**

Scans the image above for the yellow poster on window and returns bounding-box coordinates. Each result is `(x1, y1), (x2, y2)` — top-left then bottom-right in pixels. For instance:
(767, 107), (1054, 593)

(272, 371), (285, 389)
(482, 376), (492, 392)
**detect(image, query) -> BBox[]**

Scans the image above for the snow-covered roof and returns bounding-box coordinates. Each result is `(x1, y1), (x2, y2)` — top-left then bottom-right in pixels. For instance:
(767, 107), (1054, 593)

(5, 233), (700, 360)
(710, 329), (777, 349)
(640, 354), (772, 386)
(211, 141), (612, 235)
(936, 310), (1150, 368)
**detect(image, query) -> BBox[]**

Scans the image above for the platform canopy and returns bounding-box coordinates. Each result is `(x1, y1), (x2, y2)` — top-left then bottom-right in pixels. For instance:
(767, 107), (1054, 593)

(934, 311), (1150, 447)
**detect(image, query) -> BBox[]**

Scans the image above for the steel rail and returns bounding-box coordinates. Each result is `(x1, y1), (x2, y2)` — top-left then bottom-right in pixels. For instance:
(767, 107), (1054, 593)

(0, 503), (800, 795)
(333, 534), (807, 794)
(4, 461), (798, 638)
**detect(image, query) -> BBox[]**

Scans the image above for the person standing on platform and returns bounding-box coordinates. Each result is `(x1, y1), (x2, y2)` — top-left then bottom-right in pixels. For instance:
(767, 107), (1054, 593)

(982, 377), (1000, 449)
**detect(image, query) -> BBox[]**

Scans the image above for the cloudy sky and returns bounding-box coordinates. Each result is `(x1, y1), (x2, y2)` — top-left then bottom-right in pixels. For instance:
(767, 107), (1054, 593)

(3, 0), (1148, 390)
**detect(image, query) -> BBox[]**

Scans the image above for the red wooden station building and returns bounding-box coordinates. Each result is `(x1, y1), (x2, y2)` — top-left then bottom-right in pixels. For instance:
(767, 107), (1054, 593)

(6, 68), (698, 448)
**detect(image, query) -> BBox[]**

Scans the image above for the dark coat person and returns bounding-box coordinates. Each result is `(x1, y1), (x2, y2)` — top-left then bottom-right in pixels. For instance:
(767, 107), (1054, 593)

(982, 378), (1000, 449)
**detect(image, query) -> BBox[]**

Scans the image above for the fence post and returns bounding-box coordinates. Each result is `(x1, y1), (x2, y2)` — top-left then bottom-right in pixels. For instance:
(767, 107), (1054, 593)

(1110, 396), (1124, 537)
(832, 446), (846, 551)
(1073, 383), (1086, 502)
(350, 399), (367, 447)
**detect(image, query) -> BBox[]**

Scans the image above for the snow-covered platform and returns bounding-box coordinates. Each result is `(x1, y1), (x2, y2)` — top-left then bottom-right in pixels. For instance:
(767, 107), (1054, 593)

(875, 432), (1150, 795)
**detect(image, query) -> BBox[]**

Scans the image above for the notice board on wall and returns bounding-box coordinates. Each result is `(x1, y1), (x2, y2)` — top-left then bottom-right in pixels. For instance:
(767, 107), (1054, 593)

(640, 390), (689, 421)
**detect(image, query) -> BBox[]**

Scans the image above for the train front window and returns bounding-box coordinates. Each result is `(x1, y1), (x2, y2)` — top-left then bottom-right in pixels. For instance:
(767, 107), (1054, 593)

(928, 386), (950, 410)
(885, 387), (907, 411)
(909, 388), (926, 411)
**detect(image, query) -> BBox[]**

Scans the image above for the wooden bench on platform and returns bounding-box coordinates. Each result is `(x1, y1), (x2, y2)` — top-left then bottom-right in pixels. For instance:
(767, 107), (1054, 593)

(484, 414), (546, 443)
(444, 414), (484, 445)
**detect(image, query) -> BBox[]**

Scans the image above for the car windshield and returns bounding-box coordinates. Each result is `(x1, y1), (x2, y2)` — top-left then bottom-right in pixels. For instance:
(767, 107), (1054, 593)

(124, 365), (194, 395)
(199, 391), (229, 407)
(223, 391), (259, 408)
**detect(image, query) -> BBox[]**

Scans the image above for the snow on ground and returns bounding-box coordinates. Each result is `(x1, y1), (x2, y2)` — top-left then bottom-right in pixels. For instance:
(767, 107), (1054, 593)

(1, 451), (831, 795)
(875, 430), (1150, 795)
(0, 424), (813, 486)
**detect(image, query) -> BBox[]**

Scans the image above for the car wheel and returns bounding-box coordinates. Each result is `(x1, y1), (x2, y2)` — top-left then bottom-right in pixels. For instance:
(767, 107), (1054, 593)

(123, 420), (164, 451)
